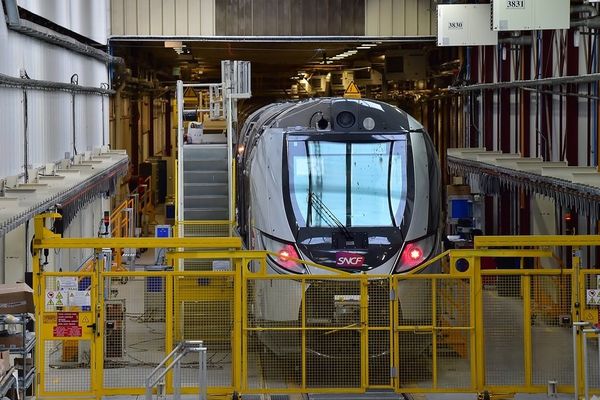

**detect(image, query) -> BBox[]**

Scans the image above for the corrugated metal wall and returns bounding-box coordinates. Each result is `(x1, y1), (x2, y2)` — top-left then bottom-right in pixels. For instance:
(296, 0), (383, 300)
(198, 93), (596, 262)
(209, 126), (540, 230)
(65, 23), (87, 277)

(110, 0), (215, 36)
(0, 4), (108, 179)
(365, 0), (436, 36)
(109, 0), (437, 37)
(215, 0), (365, 36)
(17, 0), (109, 44)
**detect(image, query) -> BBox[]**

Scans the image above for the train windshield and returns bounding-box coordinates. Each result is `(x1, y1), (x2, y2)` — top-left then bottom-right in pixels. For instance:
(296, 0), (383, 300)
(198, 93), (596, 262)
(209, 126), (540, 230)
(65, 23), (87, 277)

(287, 137), (408, 228)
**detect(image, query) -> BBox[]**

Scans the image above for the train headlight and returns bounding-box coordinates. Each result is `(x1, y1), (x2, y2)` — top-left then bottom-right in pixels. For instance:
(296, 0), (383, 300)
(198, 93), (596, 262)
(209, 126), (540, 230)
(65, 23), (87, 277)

(261, 234), (305, 274)
(395, 235), (437, 273)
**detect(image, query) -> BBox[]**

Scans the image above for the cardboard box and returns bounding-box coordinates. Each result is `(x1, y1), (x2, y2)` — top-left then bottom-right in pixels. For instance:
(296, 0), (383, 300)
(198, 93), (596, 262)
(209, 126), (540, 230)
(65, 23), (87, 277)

(0, 334), (26, 349)
(0, 283), (34, 314)
(0, 350), (9, 377)
(447, 185), (471, 196)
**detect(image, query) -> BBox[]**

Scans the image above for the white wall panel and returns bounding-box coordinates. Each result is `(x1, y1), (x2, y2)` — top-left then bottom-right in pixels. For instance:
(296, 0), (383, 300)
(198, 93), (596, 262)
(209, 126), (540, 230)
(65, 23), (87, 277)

(110, 0), (214, 36)
(175, 0), (189, 35)
(365, 0), (435, 36)
(111, 0), (125, 35)
(200, 0), (214, 36)
(138, 0), (151, 35)
(0, 87), (24, 179)
(17, 0), (108, 43)
(0, 5), (109, 179)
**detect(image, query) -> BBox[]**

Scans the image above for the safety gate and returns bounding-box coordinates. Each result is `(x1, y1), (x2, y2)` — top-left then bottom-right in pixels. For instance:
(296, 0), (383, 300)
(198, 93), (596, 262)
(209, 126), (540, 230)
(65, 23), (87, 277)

(31, 212), (600, 399)
(37, 272), (98, 398)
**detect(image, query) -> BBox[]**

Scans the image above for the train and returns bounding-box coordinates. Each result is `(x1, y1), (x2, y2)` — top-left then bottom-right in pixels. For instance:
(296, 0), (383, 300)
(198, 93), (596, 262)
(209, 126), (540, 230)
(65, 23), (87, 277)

(236, 97), (441, 360)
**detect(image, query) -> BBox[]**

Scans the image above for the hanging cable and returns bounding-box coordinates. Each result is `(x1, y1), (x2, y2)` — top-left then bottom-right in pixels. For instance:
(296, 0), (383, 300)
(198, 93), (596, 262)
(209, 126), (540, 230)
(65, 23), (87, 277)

(71, 74), (79, 156)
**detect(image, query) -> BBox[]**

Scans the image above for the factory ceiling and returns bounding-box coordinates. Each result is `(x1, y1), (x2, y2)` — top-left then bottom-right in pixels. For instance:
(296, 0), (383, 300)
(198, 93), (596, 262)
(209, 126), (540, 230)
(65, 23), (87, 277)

(109, 38), (442, 99)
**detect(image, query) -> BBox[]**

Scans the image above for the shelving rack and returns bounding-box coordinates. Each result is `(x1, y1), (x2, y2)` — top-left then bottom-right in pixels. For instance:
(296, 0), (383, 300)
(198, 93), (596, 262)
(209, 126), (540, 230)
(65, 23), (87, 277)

(0, 313), (35, 399)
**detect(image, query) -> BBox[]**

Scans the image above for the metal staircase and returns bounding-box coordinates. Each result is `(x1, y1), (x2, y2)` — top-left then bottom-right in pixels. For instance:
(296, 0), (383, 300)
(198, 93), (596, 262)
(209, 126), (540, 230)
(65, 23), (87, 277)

(182, 144), (229, 221)
(176, 61), (251, 230)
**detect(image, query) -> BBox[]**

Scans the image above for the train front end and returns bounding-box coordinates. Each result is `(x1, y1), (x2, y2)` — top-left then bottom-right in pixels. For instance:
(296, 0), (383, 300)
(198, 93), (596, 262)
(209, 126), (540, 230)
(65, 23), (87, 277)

(240, 98), (441, 358)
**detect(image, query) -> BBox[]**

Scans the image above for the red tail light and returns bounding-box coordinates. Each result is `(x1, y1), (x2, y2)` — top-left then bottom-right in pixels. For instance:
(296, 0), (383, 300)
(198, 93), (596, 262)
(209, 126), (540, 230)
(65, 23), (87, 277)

(407, 244), (423, 261)
(398, 243), (424, 271)
(278, 244), (301, 270)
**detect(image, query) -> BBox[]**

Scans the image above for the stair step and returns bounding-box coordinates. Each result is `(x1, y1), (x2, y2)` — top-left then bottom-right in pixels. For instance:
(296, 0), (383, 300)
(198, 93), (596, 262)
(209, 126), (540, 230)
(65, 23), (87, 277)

(183, 183), (227, 196)
(184, 171), (228, 183)
(184, 208), (229, 220)
(183, 160), (228, 171)
(182, 145), (227, 161)
(184, 195), (228, 208)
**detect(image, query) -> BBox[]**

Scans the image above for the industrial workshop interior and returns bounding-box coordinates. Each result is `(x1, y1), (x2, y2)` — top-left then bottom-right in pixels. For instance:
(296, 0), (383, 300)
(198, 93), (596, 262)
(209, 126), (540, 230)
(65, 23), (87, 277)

(5, 0), (600, 400)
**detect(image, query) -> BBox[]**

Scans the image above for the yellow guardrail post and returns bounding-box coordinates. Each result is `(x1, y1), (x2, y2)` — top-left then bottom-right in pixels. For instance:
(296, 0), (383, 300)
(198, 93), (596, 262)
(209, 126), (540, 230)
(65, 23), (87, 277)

(360, 276), (369, 391)
(573, 246), (584, 397)
(472, 255), (485, 392)
(522, 273), (532, 389)
(241, 258), (248, 392)
(35, 260), (44, 397)
(233, 257), (243, 394)
(95, 264), (104, 399)
(468, 257), (478, 391)
(431, 277), (438, 389)
(391, 276), (398, 391)
(301, 279), (307, 390)
(165, 272), (174, 393)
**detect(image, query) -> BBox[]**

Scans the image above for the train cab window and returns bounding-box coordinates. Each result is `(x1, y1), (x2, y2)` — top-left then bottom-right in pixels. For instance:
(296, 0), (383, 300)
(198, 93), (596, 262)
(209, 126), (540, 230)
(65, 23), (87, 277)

(287, 137), (408, 228)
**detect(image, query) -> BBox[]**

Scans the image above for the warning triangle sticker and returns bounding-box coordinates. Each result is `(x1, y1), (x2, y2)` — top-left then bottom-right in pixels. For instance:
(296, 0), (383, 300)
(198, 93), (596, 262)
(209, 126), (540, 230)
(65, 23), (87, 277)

(56, 292), (63, 299)
(56, 299), (63, 306)
(183, 87), (197, 98)
(344, 81), (361, 99)
(82, 316), (89, 323)
(47, 300), (54, 305)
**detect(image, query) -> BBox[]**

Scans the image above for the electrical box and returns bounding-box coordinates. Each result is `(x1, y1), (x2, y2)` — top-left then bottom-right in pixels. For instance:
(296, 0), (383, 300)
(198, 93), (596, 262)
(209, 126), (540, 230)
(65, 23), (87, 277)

(492, 0), (570, 31)
(437, 4), (498, 47)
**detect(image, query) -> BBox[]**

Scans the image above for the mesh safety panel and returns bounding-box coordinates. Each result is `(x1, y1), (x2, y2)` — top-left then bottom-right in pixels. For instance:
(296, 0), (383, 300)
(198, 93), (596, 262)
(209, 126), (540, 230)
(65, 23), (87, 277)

(437, 278), (472, 389)
(396, 278), (433, 389)
(483, 274), (525, 386)
(531, 274), (573, 386)
(43, 339), (91, 393)
(175, 275), (234, 388)
(103, 275), (166, 388)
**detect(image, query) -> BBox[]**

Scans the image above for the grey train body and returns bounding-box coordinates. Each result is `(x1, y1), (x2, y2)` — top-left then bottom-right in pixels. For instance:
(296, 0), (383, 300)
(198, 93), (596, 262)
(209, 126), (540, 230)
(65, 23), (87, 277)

(237, 98), (441, 357)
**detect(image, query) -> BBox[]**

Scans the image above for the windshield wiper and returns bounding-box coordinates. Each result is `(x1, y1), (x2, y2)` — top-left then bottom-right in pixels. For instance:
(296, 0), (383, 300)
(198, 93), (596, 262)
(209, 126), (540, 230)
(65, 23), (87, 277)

(308, 192), (353, 240)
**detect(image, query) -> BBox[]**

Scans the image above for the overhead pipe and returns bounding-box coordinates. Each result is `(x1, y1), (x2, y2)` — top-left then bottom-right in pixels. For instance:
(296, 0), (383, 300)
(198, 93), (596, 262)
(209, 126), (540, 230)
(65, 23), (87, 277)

(450, 72), (600, 91)
(498, 35), (533, 46)
(0, 72), (114, 95)
(572, 16), (600, 28)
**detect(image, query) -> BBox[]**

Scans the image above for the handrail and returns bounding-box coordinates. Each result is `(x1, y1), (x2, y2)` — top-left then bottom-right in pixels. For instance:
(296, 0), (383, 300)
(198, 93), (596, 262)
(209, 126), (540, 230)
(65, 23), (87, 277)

(145, 340), (207, 400)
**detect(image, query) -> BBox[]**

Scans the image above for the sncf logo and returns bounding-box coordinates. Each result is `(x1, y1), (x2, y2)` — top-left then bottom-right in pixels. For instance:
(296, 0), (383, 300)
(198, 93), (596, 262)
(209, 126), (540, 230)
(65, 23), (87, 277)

(448, 22), (463, 30)
(506, 0), (524, 8)
(336, 252), (365, 268)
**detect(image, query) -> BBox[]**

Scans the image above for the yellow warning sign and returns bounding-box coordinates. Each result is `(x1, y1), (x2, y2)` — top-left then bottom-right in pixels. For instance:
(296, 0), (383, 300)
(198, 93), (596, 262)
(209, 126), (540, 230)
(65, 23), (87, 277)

(82, 315), (89, 323)
(344, 81), (361, 99)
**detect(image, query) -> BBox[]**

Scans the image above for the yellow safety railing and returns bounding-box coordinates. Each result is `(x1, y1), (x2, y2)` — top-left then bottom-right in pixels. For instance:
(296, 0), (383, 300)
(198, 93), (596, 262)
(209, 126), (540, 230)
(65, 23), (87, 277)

(31, 213), (600, 399)
(110, 197), (134, 271)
